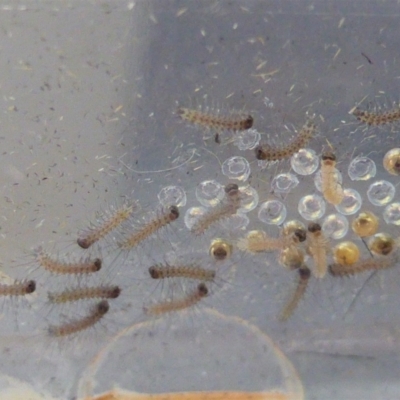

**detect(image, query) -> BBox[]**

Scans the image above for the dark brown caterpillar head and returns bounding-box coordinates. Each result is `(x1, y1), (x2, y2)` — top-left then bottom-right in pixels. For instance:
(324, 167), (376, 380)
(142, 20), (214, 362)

(243, 115), (254, 129)
(97, 300), (110, 315)
(197, 283), (209, 297)
(298, 266), (311, 280)
(307, 222), (322, 233)
(110, 286), (121, 299)
(321, 151), (336, 162)
(168, 205), (180, 220)
(224, 183), (239, 197)
(255, 145), (268, 160)
(148, 266), (160, 279)
(94, 258), (102, 271)
(293, 228), (307, 243)
(352, 108), (365, 120)
(25, 280), (36, 294)
(212, 245), (228, 260)
(77, 238), (91, 249)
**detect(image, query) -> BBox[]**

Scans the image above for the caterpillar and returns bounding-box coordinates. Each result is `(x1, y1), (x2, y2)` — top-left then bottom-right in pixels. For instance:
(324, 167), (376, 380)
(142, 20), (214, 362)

(0, 280), (36, 296)
(144, 283), (208, 316)
(191, 184), (241, 235)
(255, 121), (316, 161)
(352, 107), (400, 126)
(320, 152), (344, 206)
(177, 107), (253, 132)
(48, 285), (121, 304)
(149, 264), (216, 282)
(77, 202), (135, 249)
(307, 222), (330, 279)
(279, 265), (311, 321)
(48, 300), (109, 337)
(117, 205), (179, 251)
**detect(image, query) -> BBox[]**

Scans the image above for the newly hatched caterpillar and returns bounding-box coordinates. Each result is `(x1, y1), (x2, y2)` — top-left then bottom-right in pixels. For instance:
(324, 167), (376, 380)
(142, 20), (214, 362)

(255, 121), (316, 161)
(149, 264), (216, 282)
(48, 300), (109, 337)
(117, 205), (179, 251)
(0, 280), (36, 297)
(352, 106), (400, 126)
(237, 229), (306, 253)
(329, 255), (398, 277)
(48, 285), (121, 304)
(320, 152), (344, 206)
(77, 202), (135, 249)
(307, 222), (330, 279)
(279, 265), (311, 321)
(177, 106), (253, 133)
(144, 283), (208, 316)
(34, 248), (102, 275)
(191, 184), (241, 235)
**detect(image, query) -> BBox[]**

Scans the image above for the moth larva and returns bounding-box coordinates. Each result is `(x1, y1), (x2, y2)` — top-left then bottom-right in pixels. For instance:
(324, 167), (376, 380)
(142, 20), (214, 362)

(255, 121), (315, 161)
(320, 152), (344, 206)
(177, 107), (253, 132)
(48, 300), (109, 337)
(117, 205), (179, 251)
(279, 265), (311, 321)
(77, 202), (135, 249)
(149, 264), (216, 282)
(48, 285), (121, 304)
(191, 184), (241, 235)
(307, 222), (330, 279)
(144, 283), (208, 316)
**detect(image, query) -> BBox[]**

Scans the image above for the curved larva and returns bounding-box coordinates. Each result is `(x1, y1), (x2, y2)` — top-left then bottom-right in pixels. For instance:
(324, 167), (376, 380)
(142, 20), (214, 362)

(0, 280), (36, 296)
(191, 184), (241, 236)
(77, 202), (135, 249)
(118, 205), (179, 251)
(329, 256), (398, 277)
(255, 121), (316, 161)
(320, 152), (344, 206)
(48, 300), (109, 337)
(352, 107), (400, 126)
(48, 285), (121, 304)
(279, 266), (311, 321)
(177, 107), (253, 132)
(144, 283), (208, 316)
(149, 264), (216, 282)
(36, 250), (102, 275)
(237, 229), (306, 253)
(307, 223), (330, 279)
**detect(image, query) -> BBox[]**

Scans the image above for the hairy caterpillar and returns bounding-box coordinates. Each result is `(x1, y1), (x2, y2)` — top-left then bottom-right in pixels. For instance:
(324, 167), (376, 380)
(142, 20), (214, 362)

(320, 152), (344, 206)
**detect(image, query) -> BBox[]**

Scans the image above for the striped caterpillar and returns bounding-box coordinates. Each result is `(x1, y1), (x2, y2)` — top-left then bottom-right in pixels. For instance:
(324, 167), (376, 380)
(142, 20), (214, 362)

(149, 264), (216, 282)
(48, 285), (121, 304)
(279, 265), (311, 321)
(307, 223), (330, 279)
(0, 280), (36, 296)
(255, 121), (316, 161)
(191, 184), (241, 235)
(144, 283), (208, 316)
(352, 106), (400, 126)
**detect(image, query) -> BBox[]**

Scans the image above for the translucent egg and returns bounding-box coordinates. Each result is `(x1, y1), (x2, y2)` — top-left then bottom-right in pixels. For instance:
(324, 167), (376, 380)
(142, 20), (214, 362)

(279, 246), (305, 270)
(233, 129), (261, 150)
(367, 180), (395, 206)
(322, 213), (349, 239)
(258, 200), (287, 225)
(314, 168), (343, 192)
(220, 212), (250, 230)
(383, 202), (400, 225)
(333, 241), (360, 265)
(195, 180), (225, 207)
(383, 148), (400, 176)
(347, 156), (376, 181)
(184, 206), (206, 230)
(282, 219), (306, 236)
(351, 211), (379, 237)
(298, 194), (326, 220)
(270, 173), (299, 193)
(221, 156), (251, 181)
(368, 233), (395, 256)
(290, 148), (319, 175)
(237, 185), (259, 213)
(335, 188), (362, 215)
(158, 185), (187, 207)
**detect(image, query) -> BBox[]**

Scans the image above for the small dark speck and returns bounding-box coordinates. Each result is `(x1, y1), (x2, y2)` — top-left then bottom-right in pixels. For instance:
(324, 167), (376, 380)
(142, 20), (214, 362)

(361, 52), (373, 64)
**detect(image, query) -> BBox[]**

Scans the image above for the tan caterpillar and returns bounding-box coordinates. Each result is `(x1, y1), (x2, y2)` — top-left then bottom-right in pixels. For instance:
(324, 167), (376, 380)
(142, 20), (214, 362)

(320, 152), (344, 206)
